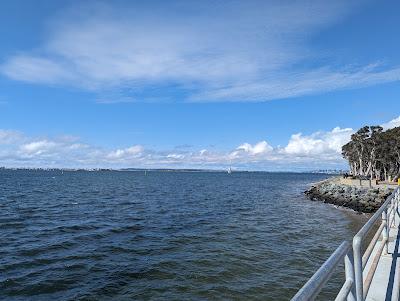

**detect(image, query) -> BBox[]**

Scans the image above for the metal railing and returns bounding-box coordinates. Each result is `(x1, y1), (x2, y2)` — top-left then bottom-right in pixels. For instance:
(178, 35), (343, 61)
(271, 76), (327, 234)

(292, 187), (400, 301)
(353, 187), (400, 300)
(291, 241), (355, 301)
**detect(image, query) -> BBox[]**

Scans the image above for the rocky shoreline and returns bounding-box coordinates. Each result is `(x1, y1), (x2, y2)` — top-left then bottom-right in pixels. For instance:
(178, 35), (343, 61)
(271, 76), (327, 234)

(305, 177), (394, 213)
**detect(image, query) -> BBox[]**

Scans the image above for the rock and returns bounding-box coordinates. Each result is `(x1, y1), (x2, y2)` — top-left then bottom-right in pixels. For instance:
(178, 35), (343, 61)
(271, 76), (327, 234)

(304, 177), (394, 213)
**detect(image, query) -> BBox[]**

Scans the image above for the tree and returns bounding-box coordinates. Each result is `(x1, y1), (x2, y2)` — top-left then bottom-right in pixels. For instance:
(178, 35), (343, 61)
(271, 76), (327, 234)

(342, 126), (400, 181)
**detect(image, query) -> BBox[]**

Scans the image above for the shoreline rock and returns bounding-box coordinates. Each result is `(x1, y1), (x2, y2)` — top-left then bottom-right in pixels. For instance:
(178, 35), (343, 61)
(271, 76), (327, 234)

(305, 177), (394, 213)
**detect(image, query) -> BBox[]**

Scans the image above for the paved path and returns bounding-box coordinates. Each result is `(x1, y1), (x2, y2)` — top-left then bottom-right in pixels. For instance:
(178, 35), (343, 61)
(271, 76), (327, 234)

(365, 210), (400, 301)
(339, 177), (398, 189)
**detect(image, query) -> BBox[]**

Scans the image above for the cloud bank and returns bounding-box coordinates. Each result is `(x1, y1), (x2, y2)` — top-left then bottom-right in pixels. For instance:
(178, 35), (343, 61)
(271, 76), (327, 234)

(1, 116), (398, 170)
(1, 1), (400, 102)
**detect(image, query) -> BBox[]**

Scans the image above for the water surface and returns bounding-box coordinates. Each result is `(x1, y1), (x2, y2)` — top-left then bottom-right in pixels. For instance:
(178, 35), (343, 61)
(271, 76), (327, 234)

(0, 170), (367, 300)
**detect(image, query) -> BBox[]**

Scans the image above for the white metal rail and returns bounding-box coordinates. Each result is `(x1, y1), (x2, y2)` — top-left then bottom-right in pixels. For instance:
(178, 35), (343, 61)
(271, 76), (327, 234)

(292, 187), (400, 301)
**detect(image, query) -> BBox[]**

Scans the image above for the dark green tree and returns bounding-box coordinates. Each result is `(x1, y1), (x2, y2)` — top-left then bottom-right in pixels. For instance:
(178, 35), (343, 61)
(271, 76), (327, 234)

(342, 126), (400, 181)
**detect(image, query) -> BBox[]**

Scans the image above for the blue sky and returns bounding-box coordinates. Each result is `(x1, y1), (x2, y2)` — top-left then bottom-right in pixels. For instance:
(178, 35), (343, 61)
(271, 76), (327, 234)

(0, 0), (400, 170)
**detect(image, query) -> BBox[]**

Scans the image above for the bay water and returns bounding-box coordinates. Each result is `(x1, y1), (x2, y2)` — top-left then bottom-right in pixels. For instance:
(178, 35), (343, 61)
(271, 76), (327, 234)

(0, 170), (367, 300)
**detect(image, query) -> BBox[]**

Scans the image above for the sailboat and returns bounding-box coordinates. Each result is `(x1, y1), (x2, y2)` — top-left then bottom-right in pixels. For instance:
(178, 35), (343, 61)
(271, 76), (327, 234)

(227, 160), (232, 174)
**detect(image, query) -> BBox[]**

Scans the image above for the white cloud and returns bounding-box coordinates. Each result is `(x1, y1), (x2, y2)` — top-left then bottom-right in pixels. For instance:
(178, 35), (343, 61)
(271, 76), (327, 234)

(0, 130), (23, 144)
(18, 139), (90, 162)
(107, 145), (144, 160)
(382, 116), (400, 130)
(284, 127), (353, 156)
(192, 65), (400, 102)
(2, 56), (72, 84)
(1, 116), (399, 170)
(233, 141), (273, 157)
(2, 1), (400, 102)
(199, 149), (208, 156)
(167, 153), (185, 160)
(20, 140), (58, 155)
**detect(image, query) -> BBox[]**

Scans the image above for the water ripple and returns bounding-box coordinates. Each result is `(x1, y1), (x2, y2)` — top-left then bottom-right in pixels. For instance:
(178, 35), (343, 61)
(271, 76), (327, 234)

(0, 170), (368, 300)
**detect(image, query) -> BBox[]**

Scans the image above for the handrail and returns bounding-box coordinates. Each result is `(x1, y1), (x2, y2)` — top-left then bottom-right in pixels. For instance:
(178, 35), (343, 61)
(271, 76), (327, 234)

(353, 188), (399, 300)
(291, 241), (355, 301)
(291, 186), (400, 301)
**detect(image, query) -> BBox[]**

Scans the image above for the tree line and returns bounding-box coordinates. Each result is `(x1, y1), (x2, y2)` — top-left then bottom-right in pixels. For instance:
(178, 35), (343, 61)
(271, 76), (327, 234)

(342, 126), (400, 181)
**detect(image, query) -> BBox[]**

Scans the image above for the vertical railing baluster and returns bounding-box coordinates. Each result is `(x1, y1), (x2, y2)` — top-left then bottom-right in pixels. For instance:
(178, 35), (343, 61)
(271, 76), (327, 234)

(390, 198), (395, 228)
(345, 251), (356, 301)
(382, 209), (388, 255)
(353, 236), (363, 301)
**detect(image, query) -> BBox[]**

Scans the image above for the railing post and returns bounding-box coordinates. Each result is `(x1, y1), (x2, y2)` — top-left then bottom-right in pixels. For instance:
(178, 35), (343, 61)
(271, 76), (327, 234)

(345, 251), (356, 301)
(353, 236), (363, 301)
(396, 190), (400, 227)
(391, 198), (395, 228)
(382, 209), (388, 255)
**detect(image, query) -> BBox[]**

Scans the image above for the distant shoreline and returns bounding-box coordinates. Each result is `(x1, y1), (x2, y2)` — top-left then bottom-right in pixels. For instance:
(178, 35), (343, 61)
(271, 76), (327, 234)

(0, 166), (346, 174)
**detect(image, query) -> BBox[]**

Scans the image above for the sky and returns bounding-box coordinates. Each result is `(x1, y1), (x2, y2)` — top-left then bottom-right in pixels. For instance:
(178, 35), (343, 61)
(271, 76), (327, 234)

(0, 0), (400, 170)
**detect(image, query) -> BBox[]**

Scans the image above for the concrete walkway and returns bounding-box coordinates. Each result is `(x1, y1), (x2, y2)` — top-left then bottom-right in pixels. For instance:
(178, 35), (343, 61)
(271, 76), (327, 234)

(339, 177), (398, 189)
(365, 211), (400, 301)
